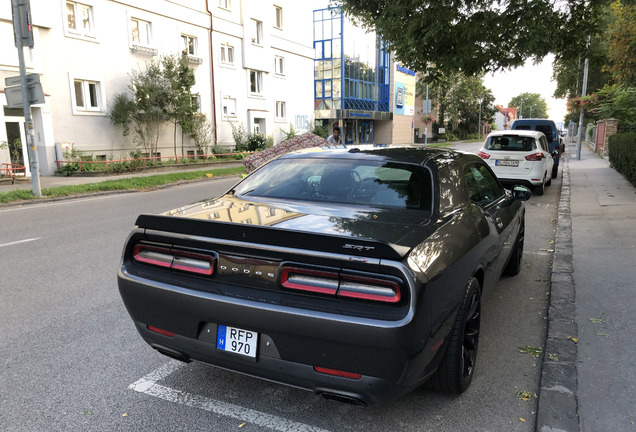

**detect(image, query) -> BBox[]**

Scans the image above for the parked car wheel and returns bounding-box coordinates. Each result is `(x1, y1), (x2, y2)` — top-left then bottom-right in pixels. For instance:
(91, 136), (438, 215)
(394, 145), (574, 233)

(546, 177), (552, 187)
(428, 277), (481, 394)
(551, 165), (559, 179)
(534, 175), (546, 195)
(504, 219), (524, 276)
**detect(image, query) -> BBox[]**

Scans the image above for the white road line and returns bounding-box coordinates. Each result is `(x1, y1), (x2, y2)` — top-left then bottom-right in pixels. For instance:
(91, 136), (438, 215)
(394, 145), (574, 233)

(0, 237), (41, 248)
(129, 360), (332, 432)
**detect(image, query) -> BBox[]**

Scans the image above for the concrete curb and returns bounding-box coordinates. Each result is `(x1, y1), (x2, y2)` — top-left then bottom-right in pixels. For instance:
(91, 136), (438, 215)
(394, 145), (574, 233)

(535, 155), (580, 432)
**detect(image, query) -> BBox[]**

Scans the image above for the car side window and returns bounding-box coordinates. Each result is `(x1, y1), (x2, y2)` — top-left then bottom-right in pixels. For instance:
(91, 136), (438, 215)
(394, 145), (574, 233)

(540, 136), (549, 152)
(464, 163), (504, 207)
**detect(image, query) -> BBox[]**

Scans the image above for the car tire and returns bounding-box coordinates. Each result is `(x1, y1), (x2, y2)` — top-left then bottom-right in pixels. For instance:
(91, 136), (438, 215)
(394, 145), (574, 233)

(428, 277), (481, 394)
(551, 165), (558, 179)
(546, 176), (552, 187)
(535, 176), (545, 195)
(504, 218), (524, 276)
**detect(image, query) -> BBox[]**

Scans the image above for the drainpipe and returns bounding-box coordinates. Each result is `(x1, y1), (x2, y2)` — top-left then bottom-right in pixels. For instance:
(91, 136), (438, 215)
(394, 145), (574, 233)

(205, 0), (218, 145)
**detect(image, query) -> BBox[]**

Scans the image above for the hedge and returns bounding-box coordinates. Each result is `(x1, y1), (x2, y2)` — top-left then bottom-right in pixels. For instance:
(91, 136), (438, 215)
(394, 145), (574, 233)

(608, 132), (636, 187)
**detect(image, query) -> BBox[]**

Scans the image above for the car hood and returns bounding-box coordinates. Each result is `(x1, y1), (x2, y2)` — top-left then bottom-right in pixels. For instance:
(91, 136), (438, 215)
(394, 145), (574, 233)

(137, 194), (436, 259)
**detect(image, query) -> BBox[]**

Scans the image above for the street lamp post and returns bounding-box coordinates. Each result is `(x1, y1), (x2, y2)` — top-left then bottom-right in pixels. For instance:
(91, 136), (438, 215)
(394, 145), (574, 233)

(478, 97), (483, 141)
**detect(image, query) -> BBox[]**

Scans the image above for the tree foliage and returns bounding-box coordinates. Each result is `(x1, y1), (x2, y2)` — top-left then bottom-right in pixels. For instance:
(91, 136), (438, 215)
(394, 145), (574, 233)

(108, 55), (202, 158)
(509, 93), (548, 119)
(334, 0), (606, 81)
(419, 72), (495, 138)
(604, 1), (636, 86)
(161, 55), (197, 158)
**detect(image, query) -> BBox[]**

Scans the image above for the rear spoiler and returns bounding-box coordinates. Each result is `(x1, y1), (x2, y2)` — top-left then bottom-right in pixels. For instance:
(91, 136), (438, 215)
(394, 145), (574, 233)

(135, 214), (407, 260)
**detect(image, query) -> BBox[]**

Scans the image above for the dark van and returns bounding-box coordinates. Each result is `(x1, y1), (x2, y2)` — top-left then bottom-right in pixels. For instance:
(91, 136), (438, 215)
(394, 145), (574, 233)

(511, 119), (562, 178)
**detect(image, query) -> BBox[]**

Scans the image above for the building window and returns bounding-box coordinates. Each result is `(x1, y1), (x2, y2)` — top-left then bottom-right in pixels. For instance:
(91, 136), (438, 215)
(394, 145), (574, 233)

(218, 0), (231, 10)
(191, 94), (201, 113)
(222, 96), (237, 118)
(72, 79), (103, 113)
(274, 55), (285, 75)
(131, 18), (151, 46)
(249, 70), (263, 95)
(275, 101), (286, 120)
(220, 43), (234, 65)
(252, 19), (263, 45)
(274, 6), (283, 29)
(181, 35), (197, 56)
(65, 1), (94, 38)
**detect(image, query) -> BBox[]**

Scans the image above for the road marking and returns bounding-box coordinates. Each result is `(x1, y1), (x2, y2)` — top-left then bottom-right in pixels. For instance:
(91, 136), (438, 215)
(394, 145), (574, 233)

(0, 237), (41, 248)
(129, 360), (332, 432)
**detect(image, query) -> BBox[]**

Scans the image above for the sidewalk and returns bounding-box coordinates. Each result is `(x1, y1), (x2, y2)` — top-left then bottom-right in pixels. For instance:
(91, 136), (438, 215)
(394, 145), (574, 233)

(537, 138), (636, 431)
(0, 161), (243, 194)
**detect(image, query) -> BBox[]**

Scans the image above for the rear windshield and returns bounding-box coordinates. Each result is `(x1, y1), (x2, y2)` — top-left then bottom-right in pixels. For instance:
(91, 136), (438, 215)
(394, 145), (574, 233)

(535, 125), (553, 142)
(233, 158), (433, 210)
(486, 135), (536, 151)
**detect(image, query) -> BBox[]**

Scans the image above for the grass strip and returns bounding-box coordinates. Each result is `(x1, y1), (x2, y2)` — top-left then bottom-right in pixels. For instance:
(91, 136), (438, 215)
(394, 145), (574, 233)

(0, 166), (246, 204)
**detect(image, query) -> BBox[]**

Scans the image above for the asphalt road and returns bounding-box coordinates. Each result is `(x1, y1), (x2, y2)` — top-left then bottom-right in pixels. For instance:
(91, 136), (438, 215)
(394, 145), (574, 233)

(0, 147), (561, 431)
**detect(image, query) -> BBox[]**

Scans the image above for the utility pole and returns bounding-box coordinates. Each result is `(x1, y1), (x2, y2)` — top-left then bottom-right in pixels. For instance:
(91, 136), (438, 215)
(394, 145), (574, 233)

(576, 37), (591, 160)
(478, 97), (483, 141)
(11, 0), (41, 196)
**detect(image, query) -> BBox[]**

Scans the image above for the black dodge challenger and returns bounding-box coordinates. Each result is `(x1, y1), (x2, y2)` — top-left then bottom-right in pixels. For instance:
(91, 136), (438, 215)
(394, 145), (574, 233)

(118, 146), (530, 405)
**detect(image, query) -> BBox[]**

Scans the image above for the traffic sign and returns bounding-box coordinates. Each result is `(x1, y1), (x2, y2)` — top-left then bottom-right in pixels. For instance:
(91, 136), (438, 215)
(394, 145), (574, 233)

(5, 82), (45, 108)
(5, 73), (39, 87)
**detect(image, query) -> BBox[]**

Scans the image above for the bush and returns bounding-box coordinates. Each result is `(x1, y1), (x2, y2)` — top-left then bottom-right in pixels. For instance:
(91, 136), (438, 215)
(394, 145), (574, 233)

(231, 123), (248, 151)
(608, 133), (636, 187)
(247, 132), (267, 151)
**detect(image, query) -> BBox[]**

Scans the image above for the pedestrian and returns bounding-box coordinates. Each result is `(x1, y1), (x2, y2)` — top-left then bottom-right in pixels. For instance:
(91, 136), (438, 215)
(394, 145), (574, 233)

(327, 126), (342, 145)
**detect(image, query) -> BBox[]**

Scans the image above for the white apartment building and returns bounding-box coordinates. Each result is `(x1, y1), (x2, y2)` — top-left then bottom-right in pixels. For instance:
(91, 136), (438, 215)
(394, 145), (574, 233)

(0, 0), (314, 177)
(212, 1), (314, 147)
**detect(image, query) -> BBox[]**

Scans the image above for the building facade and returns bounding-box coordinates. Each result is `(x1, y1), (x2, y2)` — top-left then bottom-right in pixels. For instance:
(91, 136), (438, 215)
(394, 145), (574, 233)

(312, 7), (414, 145)
(212, 1), (314, 148)
(1, 0), (315, 177)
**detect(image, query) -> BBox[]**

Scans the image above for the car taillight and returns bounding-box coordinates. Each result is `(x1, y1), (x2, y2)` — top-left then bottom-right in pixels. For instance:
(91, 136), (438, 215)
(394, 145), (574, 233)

(477, 150), (490, 159)
(133, 244), (215, 276)
(338, 274), (401, 303)
(280, 267), (402, 303)
(147, 325), (175, 337)
(314, 366), (361, 380)
(280, 267), (339, 295)
(525, 152), (544, 161)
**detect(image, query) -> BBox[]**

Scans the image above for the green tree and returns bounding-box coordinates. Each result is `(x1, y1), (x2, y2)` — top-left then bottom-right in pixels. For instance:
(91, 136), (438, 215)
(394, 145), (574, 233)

(161, 55), (197, 159)
(445, 75), (496, 138)
(335, 0), (606, 79)
(509, 93), (549, 119)
(604, 1), (636, 86)
(109, 59), (172, 157)
(190, 113), (215, 155)
(419, 72), (495, 138)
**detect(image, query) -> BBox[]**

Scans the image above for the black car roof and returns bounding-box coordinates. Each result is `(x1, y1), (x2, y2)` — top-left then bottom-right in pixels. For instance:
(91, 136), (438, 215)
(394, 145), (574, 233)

(279, 146), (475, 167)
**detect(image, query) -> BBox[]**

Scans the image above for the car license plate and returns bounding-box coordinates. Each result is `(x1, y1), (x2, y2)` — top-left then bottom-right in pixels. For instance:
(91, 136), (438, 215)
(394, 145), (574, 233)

(495, 160), (519, 167)
(216, 325), (257, 358)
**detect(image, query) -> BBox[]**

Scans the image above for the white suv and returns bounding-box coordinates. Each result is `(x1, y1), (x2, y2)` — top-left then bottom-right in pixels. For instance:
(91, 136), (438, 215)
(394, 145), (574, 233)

(478, 130), (555, 195)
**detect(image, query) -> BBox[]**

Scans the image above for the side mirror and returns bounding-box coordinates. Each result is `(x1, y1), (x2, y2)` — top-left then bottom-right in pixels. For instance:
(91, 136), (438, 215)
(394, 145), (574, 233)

(551, 149), (560, 157)
(511, 185), (531, 201)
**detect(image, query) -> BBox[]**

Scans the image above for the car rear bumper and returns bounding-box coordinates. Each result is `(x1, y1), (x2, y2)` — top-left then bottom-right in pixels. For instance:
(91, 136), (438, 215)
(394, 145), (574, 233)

(118, 268), (442, 405)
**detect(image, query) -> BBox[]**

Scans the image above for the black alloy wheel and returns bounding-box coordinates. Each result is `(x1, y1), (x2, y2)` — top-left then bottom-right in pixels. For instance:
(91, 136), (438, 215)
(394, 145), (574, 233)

(504, 219), (525, 276)
(428, 277), (481, 394)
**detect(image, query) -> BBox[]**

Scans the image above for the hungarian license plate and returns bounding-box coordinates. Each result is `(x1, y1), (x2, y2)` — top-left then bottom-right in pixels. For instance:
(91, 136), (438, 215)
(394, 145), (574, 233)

(495, 160), (519, 167)
(216, 325), (258, 358)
